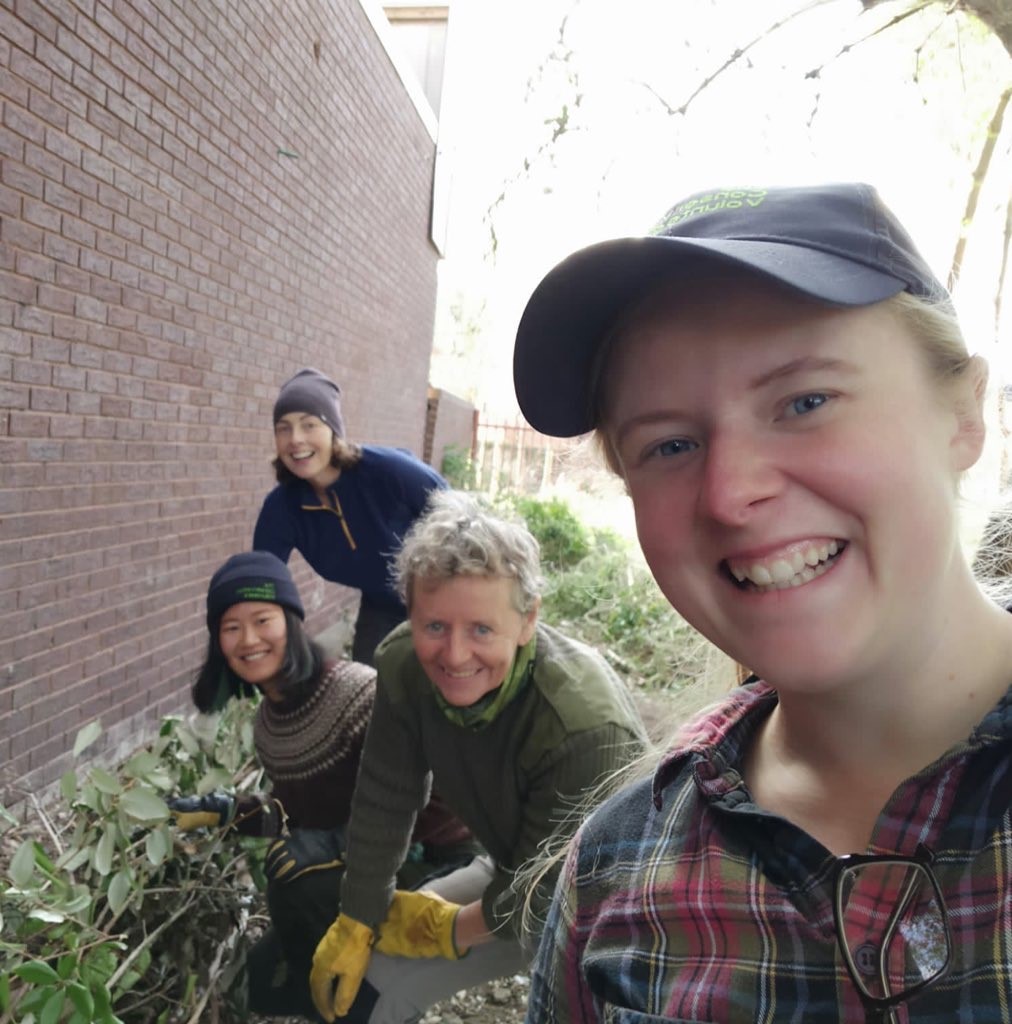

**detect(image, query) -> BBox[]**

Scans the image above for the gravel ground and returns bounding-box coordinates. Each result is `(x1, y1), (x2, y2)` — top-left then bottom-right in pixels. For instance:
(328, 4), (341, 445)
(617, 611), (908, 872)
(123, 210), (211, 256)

(249, 975), (530, 1024)
(421, 975), (529, 1024)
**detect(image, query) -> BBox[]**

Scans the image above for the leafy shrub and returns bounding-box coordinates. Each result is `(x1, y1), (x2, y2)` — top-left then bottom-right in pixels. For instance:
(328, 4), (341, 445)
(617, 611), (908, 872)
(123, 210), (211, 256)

(506, 495), (593, 570)
(440, 444), (476, 490)
(1, 701), (265, 1024)
(502, 493), (712, 694)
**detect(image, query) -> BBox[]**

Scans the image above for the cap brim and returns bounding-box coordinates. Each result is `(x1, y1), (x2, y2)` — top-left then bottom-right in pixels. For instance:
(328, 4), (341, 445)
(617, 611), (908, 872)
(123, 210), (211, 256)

(513, 235), (907, 437)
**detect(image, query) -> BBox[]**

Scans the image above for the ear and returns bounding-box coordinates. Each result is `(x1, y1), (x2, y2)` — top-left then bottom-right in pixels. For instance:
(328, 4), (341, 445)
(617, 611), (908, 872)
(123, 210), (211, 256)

(950, 354), (989, 473)
(518, 596), (541, 646)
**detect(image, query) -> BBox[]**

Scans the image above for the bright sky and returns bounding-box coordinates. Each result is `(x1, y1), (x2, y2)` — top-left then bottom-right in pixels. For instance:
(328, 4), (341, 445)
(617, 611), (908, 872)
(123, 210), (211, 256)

(431, 0), (1012, 427)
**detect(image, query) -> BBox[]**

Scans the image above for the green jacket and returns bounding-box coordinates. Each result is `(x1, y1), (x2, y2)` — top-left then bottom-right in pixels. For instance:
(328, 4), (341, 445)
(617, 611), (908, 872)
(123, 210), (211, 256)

(340, 621), (647, 938)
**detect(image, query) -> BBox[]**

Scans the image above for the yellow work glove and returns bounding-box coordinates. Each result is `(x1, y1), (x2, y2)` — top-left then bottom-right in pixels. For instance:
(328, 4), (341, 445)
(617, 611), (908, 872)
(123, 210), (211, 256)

(310, 913), (375, 1021)
(375, 889), (466, 960)
(167, 792), (236, 832)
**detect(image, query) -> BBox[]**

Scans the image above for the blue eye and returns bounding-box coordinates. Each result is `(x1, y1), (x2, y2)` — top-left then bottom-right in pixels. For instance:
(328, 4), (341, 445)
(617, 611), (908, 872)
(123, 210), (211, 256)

(650, 437), (697, 459)
(788, 393), (830, 417)
(424, 622), (445, 635)
(472, 624), (492, 637)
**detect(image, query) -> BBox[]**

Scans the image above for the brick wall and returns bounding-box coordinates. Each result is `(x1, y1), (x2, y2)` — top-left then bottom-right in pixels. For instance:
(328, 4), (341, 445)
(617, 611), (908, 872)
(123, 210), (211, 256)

(424, 385), (475, 474)
(0, 0), (441, 803)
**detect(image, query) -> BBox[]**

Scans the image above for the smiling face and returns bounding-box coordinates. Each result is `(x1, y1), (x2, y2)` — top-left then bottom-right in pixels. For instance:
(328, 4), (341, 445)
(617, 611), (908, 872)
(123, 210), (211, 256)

(218, 601), (288, 698)
(274, 411), (339, 487)
(600, 273), (982, 695)
(409, 574), (539, 707)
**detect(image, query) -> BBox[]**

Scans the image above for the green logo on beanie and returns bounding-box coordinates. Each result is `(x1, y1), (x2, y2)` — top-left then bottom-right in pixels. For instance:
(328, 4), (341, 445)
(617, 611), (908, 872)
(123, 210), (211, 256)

(234, 582), (278, 602)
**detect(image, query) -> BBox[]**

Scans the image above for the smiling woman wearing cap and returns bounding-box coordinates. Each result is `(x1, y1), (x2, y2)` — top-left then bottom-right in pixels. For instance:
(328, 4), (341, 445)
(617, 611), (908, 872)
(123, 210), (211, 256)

(253, 367), (448, 665)
(514, 183), (1012, 1022)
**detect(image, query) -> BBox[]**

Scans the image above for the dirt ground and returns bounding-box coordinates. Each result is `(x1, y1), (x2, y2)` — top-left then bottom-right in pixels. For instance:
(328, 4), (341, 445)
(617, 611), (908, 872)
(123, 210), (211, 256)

(249, 975), (529, 1024)
(420, 975), (529, 1024)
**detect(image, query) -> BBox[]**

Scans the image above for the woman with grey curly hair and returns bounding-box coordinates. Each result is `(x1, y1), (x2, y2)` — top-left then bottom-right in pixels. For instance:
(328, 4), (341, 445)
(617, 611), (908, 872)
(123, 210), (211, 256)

(307, 491), (647, 1024)
(393, 490), (544, 616)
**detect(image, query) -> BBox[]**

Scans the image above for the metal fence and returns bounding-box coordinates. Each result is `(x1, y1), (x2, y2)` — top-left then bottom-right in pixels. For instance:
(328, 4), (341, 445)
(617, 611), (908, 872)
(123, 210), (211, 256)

(472, 420), (583, 496)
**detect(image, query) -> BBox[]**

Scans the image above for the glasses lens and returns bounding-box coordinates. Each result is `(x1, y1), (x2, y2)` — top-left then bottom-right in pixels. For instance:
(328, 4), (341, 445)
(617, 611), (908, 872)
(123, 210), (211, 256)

(837, 860), (949, 1001)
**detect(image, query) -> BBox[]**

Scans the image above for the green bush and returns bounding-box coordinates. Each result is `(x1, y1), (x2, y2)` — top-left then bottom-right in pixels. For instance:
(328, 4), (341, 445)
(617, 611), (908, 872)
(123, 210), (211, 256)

(503, 493), (707, 693)
(440, 444), (476, 490)
(507, 495), (594, 569)
(1, 702), (265, 1024)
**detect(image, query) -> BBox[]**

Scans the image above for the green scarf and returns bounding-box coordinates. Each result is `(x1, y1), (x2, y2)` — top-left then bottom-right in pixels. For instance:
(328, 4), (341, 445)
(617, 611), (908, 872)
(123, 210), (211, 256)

(432, 633), (537, 730)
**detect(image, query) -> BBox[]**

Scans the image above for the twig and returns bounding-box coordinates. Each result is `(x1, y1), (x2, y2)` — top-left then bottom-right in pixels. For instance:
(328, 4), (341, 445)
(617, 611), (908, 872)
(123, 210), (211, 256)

(107, 891), (198, 989)
(29, 793), (63, 856)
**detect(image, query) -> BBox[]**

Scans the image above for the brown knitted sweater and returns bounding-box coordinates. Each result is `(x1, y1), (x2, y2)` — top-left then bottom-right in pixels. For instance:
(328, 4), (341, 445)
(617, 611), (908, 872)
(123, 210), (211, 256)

(234, 659), (472, 849)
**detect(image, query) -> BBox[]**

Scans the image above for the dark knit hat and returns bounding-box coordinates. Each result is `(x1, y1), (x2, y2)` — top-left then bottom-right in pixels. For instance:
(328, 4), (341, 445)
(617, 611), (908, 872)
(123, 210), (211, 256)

(206, 551), (305, 632)
(272, 368), (345, 438)
(513, 182), (949, 437)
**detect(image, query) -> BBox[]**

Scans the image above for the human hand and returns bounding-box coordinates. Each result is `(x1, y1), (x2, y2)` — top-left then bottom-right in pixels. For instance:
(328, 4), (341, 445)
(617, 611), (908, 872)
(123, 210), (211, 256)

(167, 792), (236, 832)
(309, 913), (375, 1021)
(375, 889), (466, 960)
(265, 829), (344, 884)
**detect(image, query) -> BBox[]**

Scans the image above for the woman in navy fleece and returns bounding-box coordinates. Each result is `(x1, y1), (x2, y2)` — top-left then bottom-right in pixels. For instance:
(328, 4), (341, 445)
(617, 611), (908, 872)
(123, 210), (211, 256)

(253, 368), (447, 665)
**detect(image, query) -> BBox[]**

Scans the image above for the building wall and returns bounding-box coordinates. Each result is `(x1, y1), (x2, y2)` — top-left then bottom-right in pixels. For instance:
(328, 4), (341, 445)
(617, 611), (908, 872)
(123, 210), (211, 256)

(0, 0), (441, 802)
(424, 385), (475, 475)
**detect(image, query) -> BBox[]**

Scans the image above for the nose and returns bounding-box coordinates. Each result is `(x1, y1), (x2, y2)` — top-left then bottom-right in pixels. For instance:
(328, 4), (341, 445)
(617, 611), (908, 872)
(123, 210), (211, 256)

(697, 430), (782, 526)
(239, 621), (260, 647)
(442, 628), (471, 667)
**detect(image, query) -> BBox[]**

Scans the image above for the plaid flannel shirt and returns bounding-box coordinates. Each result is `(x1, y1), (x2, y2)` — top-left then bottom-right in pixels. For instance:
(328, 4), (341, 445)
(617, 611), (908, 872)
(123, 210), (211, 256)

(527, 680), (1012, 1023)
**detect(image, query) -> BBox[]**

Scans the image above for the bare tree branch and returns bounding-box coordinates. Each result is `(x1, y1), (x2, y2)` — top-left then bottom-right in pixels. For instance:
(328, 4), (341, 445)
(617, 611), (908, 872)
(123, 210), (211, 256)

(638, 0), (837, 117)
(949, 84), (1012, 289)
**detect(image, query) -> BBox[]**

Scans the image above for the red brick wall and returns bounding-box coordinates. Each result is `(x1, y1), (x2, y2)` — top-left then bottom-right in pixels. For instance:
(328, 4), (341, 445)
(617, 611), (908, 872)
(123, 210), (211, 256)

(0, 0), (440, 801)
(424, 385), (476, 474)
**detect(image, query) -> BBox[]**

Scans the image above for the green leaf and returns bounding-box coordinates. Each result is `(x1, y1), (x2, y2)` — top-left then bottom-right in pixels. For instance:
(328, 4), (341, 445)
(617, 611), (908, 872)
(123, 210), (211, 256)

(175, 723), (200, 756)
(57, 953), (77, 980)
(28, 908), (66, 923)
(197, 767), (232, 794)
(119, 786), (170, 823)
(60, 770), (78, 804)
(13, 960), (61, 984)
(92, 981), (112, 1013)
(67, 982), (94, 1019)
(61, 884), (93, 915)
(106, 869), (132, 916)
(40, 988), (65, 1024)
(56, 845), (92, 873)
(90, 767), (122, 796)
(143, 766), (173, 791)
(145, 826), (170, 867)
(123, 750), (160, 778)
(93, 827), (116, 877)
(78, 783), (102, 813)
(0, 972), (9, 1011)
(73, 720), (102, 756)
(9, 838), (37, 886)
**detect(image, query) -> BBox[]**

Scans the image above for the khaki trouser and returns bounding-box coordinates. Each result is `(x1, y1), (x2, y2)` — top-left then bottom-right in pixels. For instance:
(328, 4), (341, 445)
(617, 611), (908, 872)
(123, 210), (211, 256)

(362, 855), (531, 1024)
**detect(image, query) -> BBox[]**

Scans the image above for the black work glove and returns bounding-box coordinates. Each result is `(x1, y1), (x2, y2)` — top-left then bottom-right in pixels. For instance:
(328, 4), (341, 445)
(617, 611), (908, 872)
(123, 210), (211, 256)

(168, 792), (236, 832)
(265, 827), (345, 884)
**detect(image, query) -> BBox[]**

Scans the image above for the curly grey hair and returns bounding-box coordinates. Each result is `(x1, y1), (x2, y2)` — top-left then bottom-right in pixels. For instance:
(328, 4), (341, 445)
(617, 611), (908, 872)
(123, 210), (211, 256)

(393, 491), (544, 614)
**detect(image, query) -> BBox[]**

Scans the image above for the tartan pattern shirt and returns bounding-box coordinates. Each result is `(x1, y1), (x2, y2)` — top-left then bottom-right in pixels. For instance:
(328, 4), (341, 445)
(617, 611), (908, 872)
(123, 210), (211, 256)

(527, 680), (1012, 1023)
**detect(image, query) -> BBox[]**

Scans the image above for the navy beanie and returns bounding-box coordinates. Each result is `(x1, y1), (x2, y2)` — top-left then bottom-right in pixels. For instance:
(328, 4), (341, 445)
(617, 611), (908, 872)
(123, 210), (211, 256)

(206, 551), (305, 633)
(272, 367), (345, 438)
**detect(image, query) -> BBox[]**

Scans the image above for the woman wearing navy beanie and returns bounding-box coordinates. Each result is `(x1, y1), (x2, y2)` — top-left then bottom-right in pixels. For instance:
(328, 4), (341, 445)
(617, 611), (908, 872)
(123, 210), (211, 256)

(171, 551), (475, 1020)
(253, 368), (448, 665)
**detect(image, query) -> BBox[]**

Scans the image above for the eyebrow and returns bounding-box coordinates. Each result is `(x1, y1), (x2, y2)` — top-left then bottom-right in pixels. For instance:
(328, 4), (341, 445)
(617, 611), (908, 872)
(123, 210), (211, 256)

(750, 355), (860, 389)
(612, 355), (860, 447)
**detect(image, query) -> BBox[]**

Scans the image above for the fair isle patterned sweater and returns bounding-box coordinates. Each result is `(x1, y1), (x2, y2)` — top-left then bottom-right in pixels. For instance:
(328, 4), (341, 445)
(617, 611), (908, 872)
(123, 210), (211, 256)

(234, 659), (472, 848)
